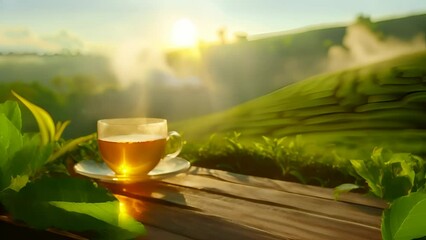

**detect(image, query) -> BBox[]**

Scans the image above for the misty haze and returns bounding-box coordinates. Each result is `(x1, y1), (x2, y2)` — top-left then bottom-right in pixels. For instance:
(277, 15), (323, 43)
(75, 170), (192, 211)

(1, 1), (426, 239)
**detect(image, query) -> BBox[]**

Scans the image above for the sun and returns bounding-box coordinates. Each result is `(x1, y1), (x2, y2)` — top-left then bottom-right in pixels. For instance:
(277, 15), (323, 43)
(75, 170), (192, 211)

(171, 19), (197, 48)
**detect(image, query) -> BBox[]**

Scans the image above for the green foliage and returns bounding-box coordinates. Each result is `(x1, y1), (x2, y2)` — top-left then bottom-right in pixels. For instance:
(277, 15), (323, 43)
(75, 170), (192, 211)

(181, 132), (354, 187)
(2, 177), (145, 240)
(0, 98), (145, 239)
(67, 136), (102, 162)
(382, 192), (426, 240)
(255, 135), (310, 183)
(0, 100), (22, 130)
(173, 51), (426, 163)
(340, 147), (425, 201)
(182, 132), (275, 175)
(0, 100), (51, 191)
(12, 91), (55, 145)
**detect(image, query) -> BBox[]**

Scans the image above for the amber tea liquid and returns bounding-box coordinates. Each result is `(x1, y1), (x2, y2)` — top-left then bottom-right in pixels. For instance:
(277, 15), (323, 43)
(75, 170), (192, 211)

(98, 134), (167, 176)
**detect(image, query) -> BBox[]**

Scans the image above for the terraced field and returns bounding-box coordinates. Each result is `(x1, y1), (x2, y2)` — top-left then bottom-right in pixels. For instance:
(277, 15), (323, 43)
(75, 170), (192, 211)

(173, 51), (426, 158)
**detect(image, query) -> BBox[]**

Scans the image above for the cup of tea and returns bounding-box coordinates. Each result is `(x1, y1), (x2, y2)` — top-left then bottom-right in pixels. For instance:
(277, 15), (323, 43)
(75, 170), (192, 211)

(97, 118), (182, 176)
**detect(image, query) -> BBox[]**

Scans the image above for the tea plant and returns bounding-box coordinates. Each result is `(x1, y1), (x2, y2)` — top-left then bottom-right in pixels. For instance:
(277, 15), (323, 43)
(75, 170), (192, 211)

(0, 92), (145, 239)
(332, 147), (426, 239)
(382, 191), (426, 240)
(335, 147), (425, 201)
(180, 132), (356, 187)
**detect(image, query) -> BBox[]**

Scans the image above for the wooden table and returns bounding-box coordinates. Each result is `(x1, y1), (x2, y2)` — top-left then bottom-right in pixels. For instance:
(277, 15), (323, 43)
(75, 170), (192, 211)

(0, 166), (387, 240)
(102, 167), (387, 240)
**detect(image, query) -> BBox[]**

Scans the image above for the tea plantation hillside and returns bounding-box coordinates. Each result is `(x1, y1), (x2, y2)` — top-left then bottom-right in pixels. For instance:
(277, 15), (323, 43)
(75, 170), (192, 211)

(168, 13), (426, 109)
(172, 51), (426, 158)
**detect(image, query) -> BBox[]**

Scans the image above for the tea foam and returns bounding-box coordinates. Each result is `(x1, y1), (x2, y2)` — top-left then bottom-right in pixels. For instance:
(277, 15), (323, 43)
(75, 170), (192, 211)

(100, 134), (164, 143)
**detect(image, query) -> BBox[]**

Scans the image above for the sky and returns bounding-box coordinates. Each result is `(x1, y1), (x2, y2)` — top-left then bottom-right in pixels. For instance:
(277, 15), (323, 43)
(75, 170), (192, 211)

(0, 0), (425, 53)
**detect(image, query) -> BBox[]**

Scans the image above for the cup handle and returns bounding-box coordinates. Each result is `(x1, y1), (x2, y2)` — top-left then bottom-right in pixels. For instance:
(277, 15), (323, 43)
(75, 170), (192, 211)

(164, 131), (183, 160)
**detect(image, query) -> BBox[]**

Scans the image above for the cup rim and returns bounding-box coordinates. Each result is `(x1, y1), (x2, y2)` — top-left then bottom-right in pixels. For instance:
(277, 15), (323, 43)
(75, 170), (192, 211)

(98, 118), (167, 126)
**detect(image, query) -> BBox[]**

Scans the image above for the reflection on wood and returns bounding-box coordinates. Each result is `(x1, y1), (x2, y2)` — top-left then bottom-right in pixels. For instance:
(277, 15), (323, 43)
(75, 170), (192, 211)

(103, 167), (385, 240)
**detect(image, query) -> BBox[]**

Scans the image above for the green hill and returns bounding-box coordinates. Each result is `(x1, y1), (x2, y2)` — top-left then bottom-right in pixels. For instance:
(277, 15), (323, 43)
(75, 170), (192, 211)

(172, 51), (426, 158)
(168, 13), (426, 110)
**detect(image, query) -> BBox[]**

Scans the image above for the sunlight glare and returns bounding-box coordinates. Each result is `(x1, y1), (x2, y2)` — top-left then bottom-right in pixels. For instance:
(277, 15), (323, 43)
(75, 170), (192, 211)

(171, 19), (197, 48)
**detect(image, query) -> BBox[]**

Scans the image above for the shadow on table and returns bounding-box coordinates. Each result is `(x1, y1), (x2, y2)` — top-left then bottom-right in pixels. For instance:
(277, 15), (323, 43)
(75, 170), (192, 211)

(101, 180), (187, 207)
(101, 180), (196, 239)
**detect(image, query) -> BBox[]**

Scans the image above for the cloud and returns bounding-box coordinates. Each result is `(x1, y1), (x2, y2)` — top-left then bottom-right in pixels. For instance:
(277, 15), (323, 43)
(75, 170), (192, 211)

(327, 23), (426, 71)
(42, 30), (85, 53)
(0, 26), (86, 54)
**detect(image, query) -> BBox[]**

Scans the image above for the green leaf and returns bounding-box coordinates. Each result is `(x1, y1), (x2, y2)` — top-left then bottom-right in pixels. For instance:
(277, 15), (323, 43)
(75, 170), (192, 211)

(12, 91), (55, 145)
(371, 147), (390, 167)
(0, 114), (23, 163)
(0, 114), (23, 190)
(388, 153), (416, 185)
(3, 140), (53, 180)
(350, 159), (383, 198)
(0, 100), (22, 131)
(382, 165), (413, 201)
(54, 120), (70, 141)
(50, 201), (145, 239)
(382, 192), (426, 240)
(333, 183), (361, 200)
(48, 133), (96, 163)
(1, 132), (52, 190)
(2, 177), (145, 239)
(7, 175), (29, 192)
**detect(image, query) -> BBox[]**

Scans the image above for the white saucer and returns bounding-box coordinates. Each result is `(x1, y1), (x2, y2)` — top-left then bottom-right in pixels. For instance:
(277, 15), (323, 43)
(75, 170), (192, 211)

(74, 157), (190, 183)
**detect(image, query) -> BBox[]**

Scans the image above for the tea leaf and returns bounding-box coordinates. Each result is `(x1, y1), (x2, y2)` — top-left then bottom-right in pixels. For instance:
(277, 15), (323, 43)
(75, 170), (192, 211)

(388, 153), (416, 184)
(333, 183), (360, 199)
(0, 113), (24, 190)
(350, 159), (383, 197)
(50, 201), (146, 239)
(382, 168), (413, 201)
(0, 100), (22, 131)
(54, 120), (71, 141)
(2, 177), (144, 239)
(48, 133), (96, 163)
(12, 91), (55, 145)
(0, 114), (23, 163)
(4, 139), (53, 179)
(382, 192), (426, 240)
(7, 175), (29, 192)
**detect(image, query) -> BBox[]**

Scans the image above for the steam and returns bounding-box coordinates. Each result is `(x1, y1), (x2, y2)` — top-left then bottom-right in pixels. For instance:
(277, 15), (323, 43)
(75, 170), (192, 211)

(111, 40), (204, 88)
(327, 23), (426, 71)
(112, 41), (162, 87)
(109, 40), (211, 118)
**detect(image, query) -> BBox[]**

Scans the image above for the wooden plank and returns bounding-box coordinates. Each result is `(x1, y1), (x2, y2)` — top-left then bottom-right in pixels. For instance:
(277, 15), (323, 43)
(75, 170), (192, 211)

(111, 176), (381, 228)
(139, 224), (194, 240)
(103, 168), (385, 239)
(180, 167), (388, 209)
(164, 174), (382, 227)
(111, 184), (381, 240)
(116, 195), (284, 240)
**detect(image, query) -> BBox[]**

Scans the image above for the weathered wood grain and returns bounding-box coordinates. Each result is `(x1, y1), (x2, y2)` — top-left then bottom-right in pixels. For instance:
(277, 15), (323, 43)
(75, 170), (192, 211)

(117, 195), (283, 240)
(2, 166), (386, 240)
(179, 167), (388, 209)
(102, 167), (384, 240)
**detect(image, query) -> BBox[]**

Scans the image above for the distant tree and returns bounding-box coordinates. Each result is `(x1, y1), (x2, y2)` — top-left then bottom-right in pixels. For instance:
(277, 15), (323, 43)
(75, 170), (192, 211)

(234, 32), (248, 42)
(355, 14), (383, 39)
(217, 27), (227, 44)
(356, 14), (372, 25)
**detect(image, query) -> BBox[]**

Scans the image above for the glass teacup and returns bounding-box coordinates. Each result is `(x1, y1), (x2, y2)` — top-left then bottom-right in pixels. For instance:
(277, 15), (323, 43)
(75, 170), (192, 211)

(97, 118), (182, 176)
